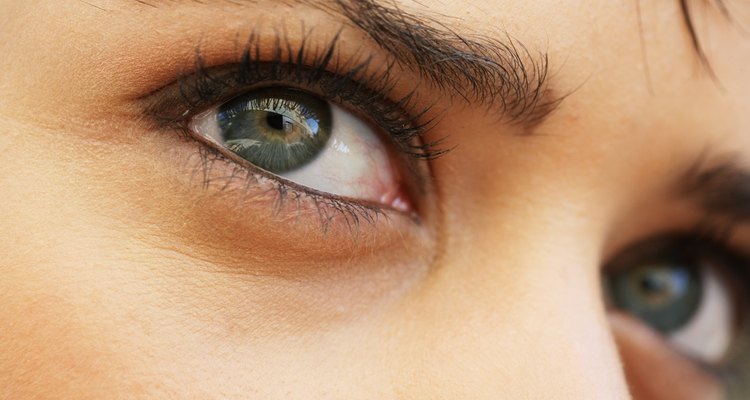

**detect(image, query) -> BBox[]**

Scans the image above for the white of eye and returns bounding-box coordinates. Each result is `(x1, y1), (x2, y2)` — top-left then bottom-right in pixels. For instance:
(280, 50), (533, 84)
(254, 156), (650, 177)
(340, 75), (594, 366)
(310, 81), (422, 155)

(282, 103), (404, 206)
(668, 265), (733, 363)
(190, 99), (407, 208)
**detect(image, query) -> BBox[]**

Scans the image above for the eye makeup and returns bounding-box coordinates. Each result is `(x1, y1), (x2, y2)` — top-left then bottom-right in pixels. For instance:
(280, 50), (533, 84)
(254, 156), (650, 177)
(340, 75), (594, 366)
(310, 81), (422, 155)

(140, 28), (446, 232)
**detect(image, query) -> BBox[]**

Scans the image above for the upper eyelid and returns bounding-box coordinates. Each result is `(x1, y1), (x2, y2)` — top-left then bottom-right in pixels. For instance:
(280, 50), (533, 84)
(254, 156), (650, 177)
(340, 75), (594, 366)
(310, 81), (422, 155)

(126, 0), (560, 129)
(141, 31), (399, 119)
(139, 31), (448, 160)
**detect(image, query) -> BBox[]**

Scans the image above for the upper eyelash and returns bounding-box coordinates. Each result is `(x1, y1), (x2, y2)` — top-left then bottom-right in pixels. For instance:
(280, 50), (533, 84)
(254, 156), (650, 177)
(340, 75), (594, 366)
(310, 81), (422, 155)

(151, 29), (448, 161)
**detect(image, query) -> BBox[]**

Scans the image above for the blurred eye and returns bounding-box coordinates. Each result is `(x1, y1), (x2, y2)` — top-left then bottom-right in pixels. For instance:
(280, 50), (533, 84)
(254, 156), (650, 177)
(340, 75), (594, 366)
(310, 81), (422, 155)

(604, 234), (745, 364)
(189, 87), (411, 210)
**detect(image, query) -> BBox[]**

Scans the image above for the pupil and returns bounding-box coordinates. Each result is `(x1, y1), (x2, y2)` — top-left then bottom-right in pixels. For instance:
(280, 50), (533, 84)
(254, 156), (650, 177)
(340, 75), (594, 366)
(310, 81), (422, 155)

(266, 112), (287, 132)
(640, 273), (665, 294)
(216, 87), (332, 173)
(636, 267), (691, 307)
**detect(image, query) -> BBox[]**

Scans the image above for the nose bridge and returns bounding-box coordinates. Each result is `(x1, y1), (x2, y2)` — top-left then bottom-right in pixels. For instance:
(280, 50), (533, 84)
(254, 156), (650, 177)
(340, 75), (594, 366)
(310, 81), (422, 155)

(390, 234), (632, 399)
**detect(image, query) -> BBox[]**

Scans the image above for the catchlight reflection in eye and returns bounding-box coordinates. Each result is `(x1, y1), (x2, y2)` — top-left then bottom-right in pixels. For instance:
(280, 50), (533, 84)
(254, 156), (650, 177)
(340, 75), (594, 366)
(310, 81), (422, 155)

(189, 87), (411, 211)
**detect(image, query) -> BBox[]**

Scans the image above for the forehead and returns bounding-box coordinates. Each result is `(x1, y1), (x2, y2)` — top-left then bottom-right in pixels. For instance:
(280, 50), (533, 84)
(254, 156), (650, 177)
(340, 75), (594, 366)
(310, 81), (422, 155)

(387, 1), (749, 137)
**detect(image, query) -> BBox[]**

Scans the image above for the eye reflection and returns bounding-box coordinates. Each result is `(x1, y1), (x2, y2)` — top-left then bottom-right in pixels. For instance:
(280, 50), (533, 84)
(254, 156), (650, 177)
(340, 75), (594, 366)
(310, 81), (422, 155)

(608, 255), (702, 334)
(214, 88), (332, 173)
(189, 87), (412, 210)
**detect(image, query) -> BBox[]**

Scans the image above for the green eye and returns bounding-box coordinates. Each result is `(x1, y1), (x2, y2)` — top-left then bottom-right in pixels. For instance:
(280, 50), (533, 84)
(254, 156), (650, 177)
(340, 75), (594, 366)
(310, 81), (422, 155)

(216, 87), (332, 173)
(190, 85), (411, 205)
(604, 234), (744, 363)
(607, 256), (702, 333)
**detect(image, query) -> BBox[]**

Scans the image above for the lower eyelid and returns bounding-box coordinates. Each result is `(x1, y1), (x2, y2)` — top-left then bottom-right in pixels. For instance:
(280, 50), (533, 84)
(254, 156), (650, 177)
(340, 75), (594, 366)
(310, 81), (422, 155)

(174, 129), (417, 231)
(92, 123), (432, 278)
(609, 313), (726, 399)
(176, 85), (430, 219)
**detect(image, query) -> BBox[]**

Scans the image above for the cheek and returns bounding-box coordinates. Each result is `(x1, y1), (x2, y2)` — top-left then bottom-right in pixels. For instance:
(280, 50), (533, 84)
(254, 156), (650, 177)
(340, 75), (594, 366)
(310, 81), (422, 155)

(0, 253), (155, 397)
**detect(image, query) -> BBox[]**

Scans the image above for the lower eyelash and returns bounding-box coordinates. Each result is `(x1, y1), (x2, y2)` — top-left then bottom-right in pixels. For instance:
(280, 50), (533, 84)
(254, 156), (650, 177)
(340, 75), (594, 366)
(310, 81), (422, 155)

(186, 137), (394, 233)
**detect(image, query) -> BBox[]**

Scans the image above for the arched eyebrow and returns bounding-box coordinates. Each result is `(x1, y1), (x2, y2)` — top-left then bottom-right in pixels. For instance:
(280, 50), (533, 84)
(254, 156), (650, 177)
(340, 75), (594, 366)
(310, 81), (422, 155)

(125, 0), (561, 129)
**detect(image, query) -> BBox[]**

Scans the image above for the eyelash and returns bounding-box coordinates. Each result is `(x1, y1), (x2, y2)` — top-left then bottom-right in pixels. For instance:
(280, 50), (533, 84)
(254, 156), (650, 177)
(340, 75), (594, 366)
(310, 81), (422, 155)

(143, 30), (443, 230)
(154, 30), (443, 158)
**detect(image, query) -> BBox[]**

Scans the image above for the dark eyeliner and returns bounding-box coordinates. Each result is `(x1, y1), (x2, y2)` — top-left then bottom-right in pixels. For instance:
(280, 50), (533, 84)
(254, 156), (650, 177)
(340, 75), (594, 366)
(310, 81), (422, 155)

(146, 29), (445, 160)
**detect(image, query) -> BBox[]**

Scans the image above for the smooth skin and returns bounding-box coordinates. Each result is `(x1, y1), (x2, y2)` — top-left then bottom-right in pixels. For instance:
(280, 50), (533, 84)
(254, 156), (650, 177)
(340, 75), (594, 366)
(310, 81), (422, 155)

(0, 1), (748, 399)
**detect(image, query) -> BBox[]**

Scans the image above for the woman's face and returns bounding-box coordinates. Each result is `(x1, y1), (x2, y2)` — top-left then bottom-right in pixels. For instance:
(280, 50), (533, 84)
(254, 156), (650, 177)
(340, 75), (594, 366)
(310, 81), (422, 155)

(1, 1), (749, 398)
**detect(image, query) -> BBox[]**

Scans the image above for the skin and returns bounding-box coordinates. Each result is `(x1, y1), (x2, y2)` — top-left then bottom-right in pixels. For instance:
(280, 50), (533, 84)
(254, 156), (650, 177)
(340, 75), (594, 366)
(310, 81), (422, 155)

(0, 0), (747, 398)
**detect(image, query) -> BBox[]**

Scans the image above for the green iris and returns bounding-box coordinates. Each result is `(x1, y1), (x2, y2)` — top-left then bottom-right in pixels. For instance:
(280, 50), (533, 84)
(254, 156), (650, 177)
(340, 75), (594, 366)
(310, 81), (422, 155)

(217, 88), (332, 173)
(606, 238), (704, 333)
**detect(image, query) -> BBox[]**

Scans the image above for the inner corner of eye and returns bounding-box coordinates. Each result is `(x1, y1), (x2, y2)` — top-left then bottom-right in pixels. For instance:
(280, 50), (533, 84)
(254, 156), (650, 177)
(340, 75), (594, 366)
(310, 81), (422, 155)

(186, 87), (415, 212)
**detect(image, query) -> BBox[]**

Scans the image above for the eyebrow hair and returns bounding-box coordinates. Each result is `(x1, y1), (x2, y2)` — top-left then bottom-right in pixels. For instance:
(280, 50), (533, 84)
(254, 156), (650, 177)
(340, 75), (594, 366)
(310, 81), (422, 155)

(325, 0), (560, 127)
(128, 0), (561, 128)
(680, 157), (750, 223)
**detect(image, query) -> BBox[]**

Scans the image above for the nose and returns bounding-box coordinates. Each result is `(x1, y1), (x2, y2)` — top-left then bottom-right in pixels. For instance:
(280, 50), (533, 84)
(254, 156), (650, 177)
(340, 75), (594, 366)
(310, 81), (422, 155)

(386, 231), (632, 399)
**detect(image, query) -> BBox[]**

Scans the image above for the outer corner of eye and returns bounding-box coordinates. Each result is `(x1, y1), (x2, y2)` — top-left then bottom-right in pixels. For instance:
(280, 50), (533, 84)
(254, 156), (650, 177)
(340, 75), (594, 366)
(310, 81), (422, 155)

(184, 87), (419, 214)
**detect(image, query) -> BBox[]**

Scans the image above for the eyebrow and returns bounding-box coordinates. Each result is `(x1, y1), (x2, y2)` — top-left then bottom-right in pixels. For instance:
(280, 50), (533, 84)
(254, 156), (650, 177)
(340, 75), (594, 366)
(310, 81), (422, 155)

(127, 0), (561, 128)
(680, 158), (750, 223)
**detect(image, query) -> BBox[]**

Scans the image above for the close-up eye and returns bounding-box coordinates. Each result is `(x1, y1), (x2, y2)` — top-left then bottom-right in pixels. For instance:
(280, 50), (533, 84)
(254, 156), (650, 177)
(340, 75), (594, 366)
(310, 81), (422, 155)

(188, 87), (411, 210)
(140, 32), (444, 230)
(604, 233), (750, 395)
(4, 0), (750, 398)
